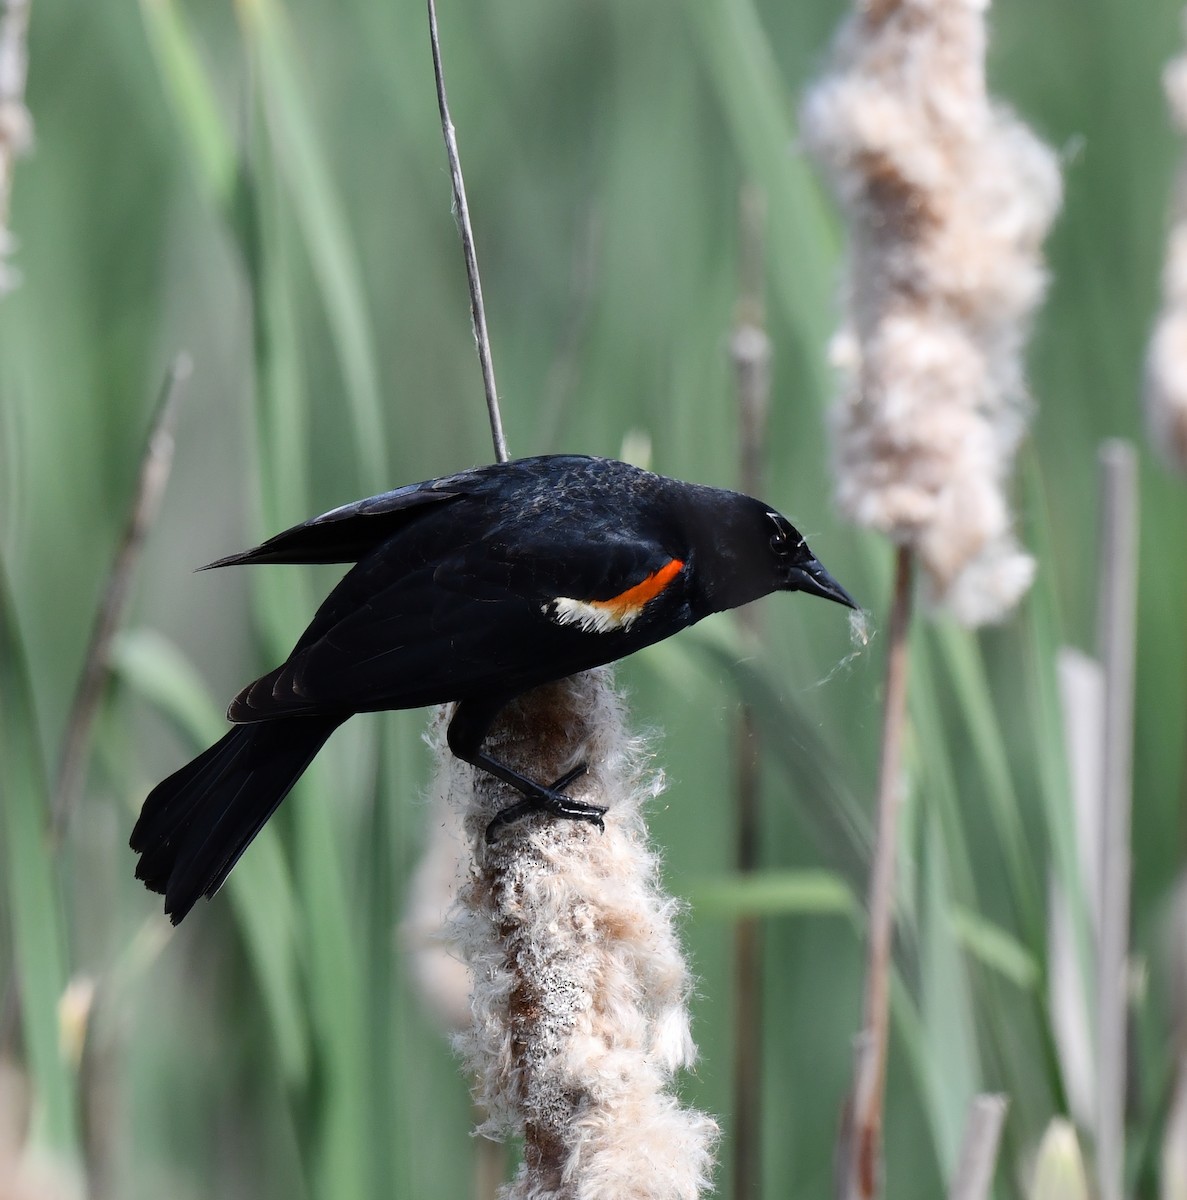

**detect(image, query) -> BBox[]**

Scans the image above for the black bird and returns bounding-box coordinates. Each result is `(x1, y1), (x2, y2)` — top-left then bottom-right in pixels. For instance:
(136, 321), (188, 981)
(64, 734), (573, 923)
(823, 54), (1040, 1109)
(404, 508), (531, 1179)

(131, 454), (856, 923)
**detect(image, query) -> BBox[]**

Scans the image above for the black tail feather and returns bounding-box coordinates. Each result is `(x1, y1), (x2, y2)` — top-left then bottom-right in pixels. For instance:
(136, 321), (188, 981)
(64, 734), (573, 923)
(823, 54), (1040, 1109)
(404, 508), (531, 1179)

(131, 716), (344, 924)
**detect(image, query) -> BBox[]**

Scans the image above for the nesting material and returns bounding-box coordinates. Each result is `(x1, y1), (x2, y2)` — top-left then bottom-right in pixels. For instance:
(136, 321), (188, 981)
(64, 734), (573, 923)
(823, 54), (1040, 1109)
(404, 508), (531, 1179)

(802, 0), (1061, 624)
(1145, 29), (1187, 472)
(437, 671), (718, 1200)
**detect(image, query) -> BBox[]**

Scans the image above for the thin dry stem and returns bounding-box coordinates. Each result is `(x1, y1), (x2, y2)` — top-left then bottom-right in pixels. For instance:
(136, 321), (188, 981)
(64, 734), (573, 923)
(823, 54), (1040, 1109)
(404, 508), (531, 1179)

(426, 0), (507, 463)
(841, 545), (913, 1200)
(945, 1094), (1007, 1200)
(52, 354), (191, 842)
(729, 182), (771, 1200)
(1094, 441), (1138, 1200)
(1051, 648), (1104, 1129)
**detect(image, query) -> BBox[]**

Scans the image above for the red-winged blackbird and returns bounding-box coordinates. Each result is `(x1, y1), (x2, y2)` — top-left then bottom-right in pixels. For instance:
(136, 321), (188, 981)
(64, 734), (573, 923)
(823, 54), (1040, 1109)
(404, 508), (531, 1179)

(131, 454), (856, 923)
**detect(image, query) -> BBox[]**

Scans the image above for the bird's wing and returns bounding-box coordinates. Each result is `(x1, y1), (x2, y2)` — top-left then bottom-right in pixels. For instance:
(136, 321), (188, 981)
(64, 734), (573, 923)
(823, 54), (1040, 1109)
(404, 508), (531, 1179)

(228, 531), (687, 719)
(201, 481), (467, 568)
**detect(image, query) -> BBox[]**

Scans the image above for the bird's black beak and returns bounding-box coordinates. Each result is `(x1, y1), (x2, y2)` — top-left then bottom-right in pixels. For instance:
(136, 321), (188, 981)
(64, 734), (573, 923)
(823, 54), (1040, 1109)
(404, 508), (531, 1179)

(788, 556), (860, 610)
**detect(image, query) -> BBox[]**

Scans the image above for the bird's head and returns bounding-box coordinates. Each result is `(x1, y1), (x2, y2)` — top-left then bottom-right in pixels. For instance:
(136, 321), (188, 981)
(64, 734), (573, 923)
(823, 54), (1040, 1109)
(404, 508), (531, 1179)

(763, 509), (857, 609)
(693, 492), (859, 615)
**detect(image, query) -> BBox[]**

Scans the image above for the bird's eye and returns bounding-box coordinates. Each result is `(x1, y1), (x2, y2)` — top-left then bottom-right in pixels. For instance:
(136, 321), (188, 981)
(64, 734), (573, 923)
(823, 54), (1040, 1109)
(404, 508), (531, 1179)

(766, 513), (790, 554)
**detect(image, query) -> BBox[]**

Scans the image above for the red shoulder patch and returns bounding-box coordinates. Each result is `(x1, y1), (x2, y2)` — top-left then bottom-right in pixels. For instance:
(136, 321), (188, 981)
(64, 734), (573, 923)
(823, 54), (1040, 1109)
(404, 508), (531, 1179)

(548, 559), (685, 633)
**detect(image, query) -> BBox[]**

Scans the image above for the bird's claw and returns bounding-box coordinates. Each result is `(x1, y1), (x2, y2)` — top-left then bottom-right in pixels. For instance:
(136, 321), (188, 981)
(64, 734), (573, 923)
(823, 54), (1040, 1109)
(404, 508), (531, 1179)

(484, 762), (605, 843)
(548, 762), (589, 793)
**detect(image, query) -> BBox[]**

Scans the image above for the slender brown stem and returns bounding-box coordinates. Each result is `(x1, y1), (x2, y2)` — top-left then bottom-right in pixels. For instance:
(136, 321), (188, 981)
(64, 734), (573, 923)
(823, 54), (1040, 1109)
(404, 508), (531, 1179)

(730, 183), (770, 1200)
(1095, 440), (1138, 1200)
(842, 545), (913, 1200)
(426, 0), (507, 464)
(473, 1110), (505, 1200)
(51, 354), (191, 843)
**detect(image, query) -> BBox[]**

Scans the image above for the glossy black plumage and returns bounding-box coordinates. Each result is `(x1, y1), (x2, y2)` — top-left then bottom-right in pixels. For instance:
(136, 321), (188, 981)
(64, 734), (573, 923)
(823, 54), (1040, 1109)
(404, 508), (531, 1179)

(131, 454), (856, 923)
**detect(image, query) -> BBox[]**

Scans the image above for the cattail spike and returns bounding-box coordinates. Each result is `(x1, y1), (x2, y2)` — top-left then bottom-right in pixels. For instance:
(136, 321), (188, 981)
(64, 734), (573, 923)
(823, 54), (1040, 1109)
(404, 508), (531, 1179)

(802, 0), (1061, 625)
(440, 671), (718, 1200)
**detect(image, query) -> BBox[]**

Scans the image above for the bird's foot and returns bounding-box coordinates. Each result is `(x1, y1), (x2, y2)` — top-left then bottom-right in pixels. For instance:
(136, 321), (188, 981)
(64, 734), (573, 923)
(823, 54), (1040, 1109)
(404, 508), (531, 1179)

(484, 763), (606, 843)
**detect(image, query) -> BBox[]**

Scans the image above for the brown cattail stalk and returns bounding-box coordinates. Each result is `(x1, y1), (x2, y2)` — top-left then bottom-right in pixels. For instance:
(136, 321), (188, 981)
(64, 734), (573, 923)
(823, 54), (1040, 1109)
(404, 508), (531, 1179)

(52, 355), (190, 843)
(729, 182), (771, 1200)
(802, 2), (1059, 1194)
(442, 672), (718, 1200)
(839, 546), (912, 1200)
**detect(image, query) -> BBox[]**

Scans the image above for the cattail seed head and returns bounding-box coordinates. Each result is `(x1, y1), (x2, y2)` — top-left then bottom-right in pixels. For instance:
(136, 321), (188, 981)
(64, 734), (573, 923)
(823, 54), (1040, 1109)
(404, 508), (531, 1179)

(802, 0), (1061, 624)
(1145, 23), (1187, 473)
(437, 671), (718, 1200)
(401, 779), (474, 1036)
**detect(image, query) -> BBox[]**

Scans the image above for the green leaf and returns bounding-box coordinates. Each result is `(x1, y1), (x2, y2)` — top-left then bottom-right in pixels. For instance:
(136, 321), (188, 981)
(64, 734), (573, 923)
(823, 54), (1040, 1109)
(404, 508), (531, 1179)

(138, 0), (237, 210)
(948, 905), (1040, 992)
(920, 821), (982, 1179)
(238, 0), (389, 495)
(0, 560), (81, 1161)
(935, 622), (1045, 951)
(689, 868), (857, 918)
(682, 0), (839, 397)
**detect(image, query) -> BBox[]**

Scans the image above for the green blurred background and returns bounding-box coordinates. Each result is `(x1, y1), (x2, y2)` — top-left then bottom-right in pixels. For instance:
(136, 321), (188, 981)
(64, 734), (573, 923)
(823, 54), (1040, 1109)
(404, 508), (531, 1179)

(1, 0), (1185, 1196)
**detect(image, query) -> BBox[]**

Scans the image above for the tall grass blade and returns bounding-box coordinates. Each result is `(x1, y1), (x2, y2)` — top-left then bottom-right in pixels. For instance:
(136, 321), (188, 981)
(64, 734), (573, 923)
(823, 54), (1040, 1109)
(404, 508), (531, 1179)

(1022, 456), (1095, 1035)
(689, 868), (857, 919)
(238, 0), (389, 493)
(935, 623), (1045, 947)
(112, 629), (310, 1086)
(920, 818), (982, 1179)
(241, 75), (374, 1200)
(138, 0), (237, 209)
(0, 558), (80, 1161)
(681, 0), (838, 395)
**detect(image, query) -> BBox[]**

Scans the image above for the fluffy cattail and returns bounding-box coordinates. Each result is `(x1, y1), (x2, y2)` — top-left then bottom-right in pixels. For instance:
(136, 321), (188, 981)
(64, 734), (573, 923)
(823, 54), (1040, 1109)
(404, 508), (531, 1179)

(801, 0), (1061, 624)
(0, 1062), (80, 1200)
(0, 0), (31, 295)
(1145, 21), (1187, 472)
(438, 670), (718, 1200)
(402, 776), (474, 1036)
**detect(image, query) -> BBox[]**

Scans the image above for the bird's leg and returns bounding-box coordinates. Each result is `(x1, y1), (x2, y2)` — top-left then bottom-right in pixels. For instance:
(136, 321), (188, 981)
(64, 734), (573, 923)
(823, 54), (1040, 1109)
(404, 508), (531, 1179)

(446, 698), (606, 842)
